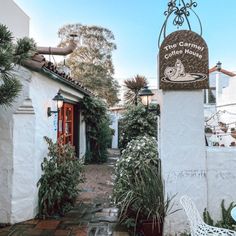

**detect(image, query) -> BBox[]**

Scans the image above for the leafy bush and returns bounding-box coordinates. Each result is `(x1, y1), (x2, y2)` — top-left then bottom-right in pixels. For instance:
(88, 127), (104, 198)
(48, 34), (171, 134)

(203, 200), (236, 230)
(81, 96), (113, 163)
(113, 135), (176, 233)
(37, 137), (85, 217)
(115, 135), (159, 179)
(114, 136), (158, 220)
(118, 104), (157, 149)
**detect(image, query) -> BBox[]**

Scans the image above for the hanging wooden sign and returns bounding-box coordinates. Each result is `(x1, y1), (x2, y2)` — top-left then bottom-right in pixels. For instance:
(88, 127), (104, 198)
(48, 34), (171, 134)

(159, 30), (209, 90)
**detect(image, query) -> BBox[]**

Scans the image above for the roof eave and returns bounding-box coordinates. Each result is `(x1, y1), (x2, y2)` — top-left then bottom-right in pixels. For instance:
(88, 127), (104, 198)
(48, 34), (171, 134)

(41, 67), (92, 96)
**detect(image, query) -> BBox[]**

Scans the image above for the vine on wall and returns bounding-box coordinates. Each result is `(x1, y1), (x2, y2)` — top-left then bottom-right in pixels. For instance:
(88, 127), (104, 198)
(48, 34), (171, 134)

(81, 96), (113, 163)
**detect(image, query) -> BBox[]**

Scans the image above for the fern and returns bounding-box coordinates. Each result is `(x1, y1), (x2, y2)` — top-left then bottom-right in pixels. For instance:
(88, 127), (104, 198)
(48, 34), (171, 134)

(203, 200), (236, 230)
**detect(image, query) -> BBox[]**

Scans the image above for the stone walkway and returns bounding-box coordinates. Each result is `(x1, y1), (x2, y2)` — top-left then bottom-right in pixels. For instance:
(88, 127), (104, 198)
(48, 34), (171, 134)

(0, 149), (129, 236)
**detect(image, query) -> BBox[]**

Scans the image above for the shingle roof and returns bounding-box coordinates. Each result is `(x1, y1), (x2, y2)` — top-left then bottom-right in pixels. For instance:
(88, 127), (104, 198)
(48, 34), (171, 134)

(23, 53), (93, 96)
(209, 66), (236, 77)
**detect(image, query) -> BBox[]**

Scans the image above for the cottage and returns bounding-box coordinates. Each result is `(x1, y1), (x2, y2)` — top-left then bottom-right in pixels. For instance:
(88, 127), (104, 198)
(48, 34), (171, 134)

(0, 41), (92, 223)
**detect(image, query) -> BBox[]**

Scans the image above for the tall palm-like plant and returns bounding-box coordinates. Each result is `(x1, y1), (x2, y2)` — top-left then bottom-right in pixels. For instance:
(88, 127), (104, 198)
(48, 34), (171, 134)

(124, 75), (147, 105)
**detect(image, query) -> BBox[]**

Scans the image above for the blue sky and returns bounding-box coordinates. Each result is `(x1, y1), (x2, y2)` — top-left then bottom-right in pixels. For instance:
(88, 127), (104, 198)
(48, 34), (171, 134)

(14, 0), (236, 86)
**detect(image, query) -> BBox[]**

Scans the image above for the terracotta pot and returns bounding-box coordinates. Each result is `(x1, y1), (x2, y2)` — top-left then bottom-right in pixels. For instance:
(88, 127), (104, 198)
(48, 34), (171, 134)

(136, 220), (163, 236)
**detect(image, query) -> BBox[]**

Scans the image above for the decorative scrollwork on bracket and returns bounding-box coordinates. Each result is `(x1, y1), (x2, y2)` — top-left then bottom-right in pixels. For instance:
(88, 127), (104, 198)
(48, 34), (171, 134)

(158, 0), (202, 48)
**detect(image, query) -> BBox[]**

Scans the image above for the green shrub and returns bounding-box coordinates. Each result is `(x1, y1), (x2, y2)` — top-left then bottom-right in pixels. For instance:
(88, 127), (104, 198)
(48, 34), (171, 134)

(113, 135), (176, 231)
(118, 104), (157, 149)
(203, 200), (236, 230)
(113, 135), (159, 219)
(81, 96), (113, 163)
(37, 137), (85, 217)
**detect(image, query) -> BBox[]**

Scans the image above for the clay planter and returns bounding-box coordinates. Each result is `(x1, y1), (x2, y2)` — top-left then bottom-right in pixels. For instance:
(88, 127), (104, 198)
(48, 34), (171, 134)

(136, 220), (163, 236)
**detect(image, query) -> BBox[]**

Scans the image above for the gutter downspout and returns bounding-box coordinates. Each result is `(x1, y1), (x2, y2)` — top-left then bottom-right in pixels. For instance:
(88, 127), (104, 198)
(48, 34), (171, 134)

(23, 38), (77, 69)
(36, 39), (77, 56)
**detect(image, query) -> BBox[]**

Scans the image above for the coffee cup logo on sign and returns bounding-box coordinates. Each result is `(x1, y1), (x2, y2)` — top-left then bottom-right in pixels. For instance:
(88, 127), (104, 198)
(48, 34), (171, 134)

(159, 30), (209, 90)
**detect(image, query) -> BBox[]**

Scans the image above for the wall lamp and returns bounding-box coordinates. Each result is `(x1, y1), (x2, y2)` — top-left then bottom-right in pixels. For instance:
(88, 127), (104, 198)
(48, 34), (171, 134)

(47, 91), (64, 117)
(139, 86), (160, 115)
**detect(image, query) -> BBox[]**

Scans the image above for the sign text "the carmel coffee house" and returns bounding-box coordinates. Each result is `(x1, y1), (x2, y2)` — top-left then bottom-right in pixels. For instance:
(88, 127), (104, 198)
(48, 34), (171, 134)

(164, 42), (205, 60)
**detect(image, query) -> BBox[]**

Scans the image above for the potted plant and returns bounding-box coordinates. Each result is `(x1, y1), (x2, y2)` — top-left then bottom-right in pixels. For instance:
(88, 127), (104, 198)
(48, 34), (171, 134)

(231, 128), (236, 139)
(205, 127), (213, 137)
(218, 122), (228, 133)
(119, 166), (175, 236)
(113, 135), (176, 236)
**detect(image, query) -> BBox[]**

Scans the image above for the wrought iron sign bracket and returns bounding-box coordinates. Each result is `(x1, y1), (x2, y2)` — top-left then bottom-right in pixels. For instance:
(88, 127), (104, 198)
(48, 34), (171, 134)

(158, 0), (202, 48)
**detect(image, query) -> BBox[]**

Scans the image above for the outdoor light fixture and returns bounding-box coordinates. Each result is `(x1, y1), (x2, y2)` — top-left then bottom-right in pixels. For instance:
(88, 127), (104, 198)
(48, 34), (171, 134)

(47, 91), (64, 117)
(139, 86), (160, 115)
(216, 61), (222, 72)
(139, 86), (154, 108)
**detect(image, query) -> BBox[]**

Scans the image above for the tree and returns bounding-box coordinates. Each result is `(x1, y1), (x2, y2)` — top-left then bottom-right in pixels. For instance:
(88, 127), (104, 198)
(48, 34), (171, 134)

(58, 24), (120, 106)
(0, 24), (36, 107)
(124, 75), (147, 105)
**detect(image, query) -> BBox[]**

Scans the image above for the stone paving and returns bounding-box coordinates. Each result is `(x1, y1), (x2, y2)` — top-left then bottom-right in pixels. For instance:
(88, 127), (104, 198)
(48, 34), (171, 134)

(0, 149), (129, 236)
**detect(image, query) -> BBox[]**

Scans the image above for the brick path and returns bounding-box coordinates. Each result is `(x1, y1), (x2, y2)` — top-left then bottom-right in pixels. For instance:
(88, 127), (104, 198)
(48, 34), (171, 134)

(0, 149), (129, 236)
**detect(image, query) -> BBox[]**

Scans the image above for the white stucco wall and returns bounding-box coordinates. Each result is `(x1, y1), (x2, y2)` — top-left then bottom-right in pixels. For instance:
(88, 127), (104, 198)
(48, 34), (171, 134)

(0, 67), (32, 223)
(11, 108), (36, 222)
(206, 148), (236, 221)
(110, 112), (120, 149)
(28, 71), (87, 220)
(160, 90), (207, 234)
(0, 0), (29, 38)
(0, 107), (14, 223)
(79, 112), (86, 158)
(0, 67), (87, 223)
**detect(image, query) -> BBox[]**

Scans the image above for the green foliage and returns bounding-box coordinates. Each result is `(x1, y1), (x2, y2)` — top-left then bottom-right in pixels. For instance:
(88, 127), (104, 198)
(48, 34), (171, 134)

(58, 24), (120, 106)
(81, 96), (113, 163)
(37, 137), (85, 217)
(0, 76), (22, 107)
(203, 207), (214, 226)
(203, 200), (236, 230)
(0, 24), (36, 107)
(14, 37), (36, 64)
(115, 135), (159, 178)
(119, 104), (157, 149)
(205, 127), (213, 133)
(124, 75), (147, 105)
(113, 135), (175, 230)
(113, 135), (159, 207)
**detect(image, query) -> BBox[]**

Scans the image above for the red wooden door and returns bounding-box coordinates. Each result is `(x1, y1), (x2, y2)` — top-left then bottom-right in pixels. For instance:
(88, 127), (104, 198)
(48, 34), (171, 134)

(58, 103), (74, 145)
